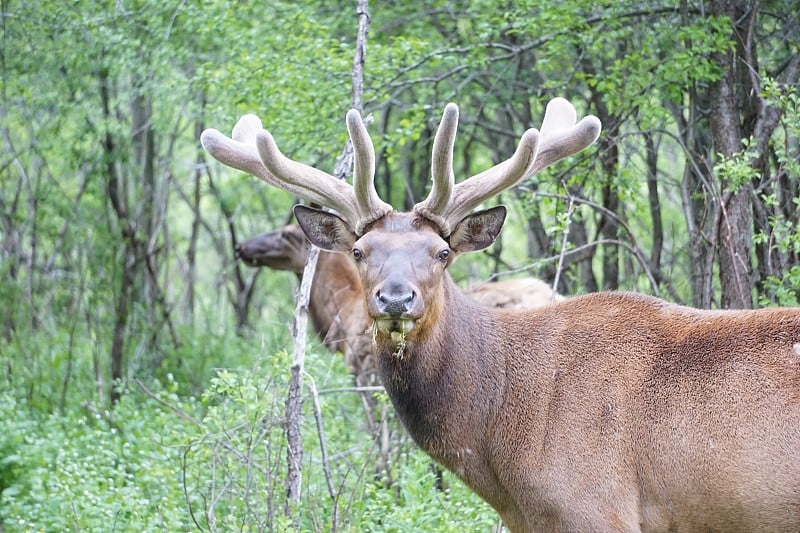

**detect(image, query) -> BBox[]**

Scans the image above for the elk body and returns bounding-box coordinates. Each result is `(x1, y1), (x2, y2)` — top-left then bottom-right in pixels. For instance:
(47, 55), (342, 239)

(235, 223), (562, 385)
(467, 277), (564, 310)
(203, 98), (800, 532)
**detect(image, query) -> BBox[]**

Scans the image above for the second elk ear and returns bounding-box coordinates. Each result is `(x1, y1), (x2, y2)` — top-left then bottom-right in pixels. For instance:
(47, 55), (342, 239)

(448, 205), (507, 253)
(293, 205), (357, 253)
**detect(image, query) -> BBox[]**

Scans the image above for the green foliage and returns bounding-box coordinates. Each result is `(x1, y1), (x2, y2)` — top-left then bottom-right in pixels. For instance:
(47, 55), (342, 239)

(755, 80), (800, 306)
(2, 1), (799, 531)
(713, 137), (760, 193)
(759, 266), (800, 307)
(0, 330), (496, 531)
(173, 345), (496, 531)
(0, 383), (201, 531)
(353, 451), (498, 531)
(588, 17), (730, 117)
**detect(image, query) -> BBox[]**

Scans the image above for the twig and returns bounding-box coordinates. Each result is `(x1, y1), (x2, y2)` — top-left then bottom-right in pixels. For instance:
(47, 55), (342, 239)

(307, 374), (339, 530)
(513, 187), (661, 295)
(484, 239), (660, 296)
(551, 189), (575, 301)
(134, 378), (203, 427)
(283, 243), (317, 520)
(283, 2), (372, 527)
(317, 385), (386, 395)
(80, 400), (124, 434)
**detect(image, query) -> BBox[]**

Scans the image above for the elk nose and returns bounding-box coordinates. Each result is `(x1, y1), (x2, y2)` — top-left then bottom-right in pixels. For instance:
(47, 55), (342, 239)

(375, 286), (416, 316)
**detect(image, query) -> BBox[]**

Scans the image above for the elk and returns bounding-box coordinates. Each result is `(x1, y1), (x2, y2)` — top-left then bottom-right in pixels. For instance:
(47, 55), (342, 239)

(203, 98), (800, 532)
(235, 223), (562, 384)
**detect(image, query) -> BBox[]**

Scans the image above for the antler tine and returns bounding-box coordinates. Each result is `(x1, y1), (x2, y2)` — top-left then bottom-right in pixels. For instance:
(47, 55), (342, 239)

(413, 108), (540, 236)
(202, 111), (394, 234)
(412, 98), (601, 237)
(529, 97), (602, 175)
(254, 129), (370, 229)
(346, 110), (394, 234)
(232, 113), (263, 144)
(201, 115), (273, 183)
(420, 103), (459, 215)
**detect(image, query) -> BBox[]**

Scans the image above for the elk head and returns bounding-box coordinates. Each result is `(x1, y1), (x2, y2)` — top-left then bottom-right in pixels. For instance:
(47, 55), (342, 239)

(234, 224), (309, 271)
(202, 99), (600, 344)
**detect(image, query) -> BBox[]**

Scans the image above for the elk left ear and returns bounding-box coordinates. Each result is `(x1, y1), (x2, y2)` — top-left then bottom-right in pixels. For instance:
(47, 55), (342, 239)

(449, 205), (507, 252)
(294, 204), (357, 252)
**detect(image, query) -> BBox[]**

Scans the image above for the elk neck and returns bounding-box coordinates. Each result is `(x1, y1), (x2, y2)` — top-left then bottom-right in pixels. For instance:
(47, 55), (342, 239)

(374, 274), (513, 473)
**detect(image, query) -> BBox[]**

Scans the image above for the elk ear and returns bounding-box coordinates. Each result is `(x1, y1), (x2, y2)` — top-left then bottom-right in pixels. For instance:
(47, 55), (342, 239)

(448, 205), (507, 252)
(293, 205), (357, 253)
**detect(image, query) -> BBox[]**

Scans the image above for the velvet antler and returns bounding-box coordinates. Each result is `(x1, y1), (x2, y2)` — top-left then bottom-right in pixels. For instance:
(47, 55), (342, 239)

(202, 98), (600, 237)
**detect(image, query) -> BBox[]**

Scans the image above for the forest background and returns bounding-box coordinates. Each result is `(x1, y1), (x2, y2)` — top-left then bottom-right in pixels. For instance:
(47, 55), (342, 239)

(1, 0), (798, 530)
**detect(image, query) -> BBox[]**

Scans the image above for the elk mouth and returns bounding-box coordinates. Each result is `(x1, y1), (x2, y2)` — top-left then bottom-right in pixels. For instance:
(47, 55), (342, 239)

(372, 317), (416, 342)
(234, 243), (277, 266)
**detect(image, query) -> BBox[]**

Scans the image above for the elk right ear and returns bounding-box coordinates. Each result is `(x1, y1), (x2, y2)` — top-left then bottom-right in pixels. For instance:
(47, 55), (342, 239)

(448, 205), (507, 253)
(293, 204), (357, 252)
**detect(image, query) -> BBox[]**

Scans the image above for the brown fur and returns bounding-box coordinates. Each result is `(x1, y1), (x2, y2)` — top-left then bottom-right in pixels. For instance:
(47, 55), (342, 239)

(299, 210), (800, 533)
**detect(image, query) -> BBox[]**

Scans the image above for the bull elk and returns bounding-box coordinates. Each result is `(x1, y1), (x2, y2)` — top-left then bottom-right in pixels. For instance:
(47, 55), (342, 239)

(203, 98), (800, 532)
(235, 224), (562, 385)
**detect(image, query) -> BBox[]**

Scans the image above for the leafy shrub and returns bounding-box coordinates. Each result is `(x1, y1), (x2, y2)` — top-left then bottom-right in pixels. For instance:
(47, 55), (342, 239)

(0, 379), (201, 532)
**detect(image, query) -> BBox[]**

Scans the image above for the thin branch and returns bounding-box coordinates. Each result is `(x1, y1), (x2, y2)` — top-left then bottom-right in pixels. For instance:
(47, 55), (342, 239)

(485, 238), (660, 296)
(306, 374), (339, 529)
(551, 192), (575, 301)
(134, 378), (203, 427)
(519, 188), (660, 294)
(284, 2), (371, 526)
(318, 385), (386, 395)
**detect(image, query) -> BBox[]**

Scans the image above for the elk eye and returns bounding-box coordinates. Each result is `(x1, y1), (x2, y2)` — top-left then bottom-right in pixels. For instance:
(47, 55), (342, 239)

(352, 248), (363, 261)
(437, 249), (450, 262)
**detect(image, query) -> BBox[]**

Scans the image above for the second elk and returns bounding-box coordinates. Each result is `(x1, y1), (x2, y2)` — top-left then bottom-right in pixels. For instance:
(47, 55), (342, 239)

(204, 98), (800, 532)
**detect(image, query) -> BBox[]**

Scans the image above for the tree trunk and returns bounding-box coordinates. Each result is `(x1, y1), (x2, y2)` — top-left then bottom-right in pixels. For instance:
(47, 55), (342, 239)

(100, 64), (134, 404)
(709, 0), (753, 309)
(184, 118), (204, 325)
(593, 107), (620, 291)
(644, 131), (663, 284)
